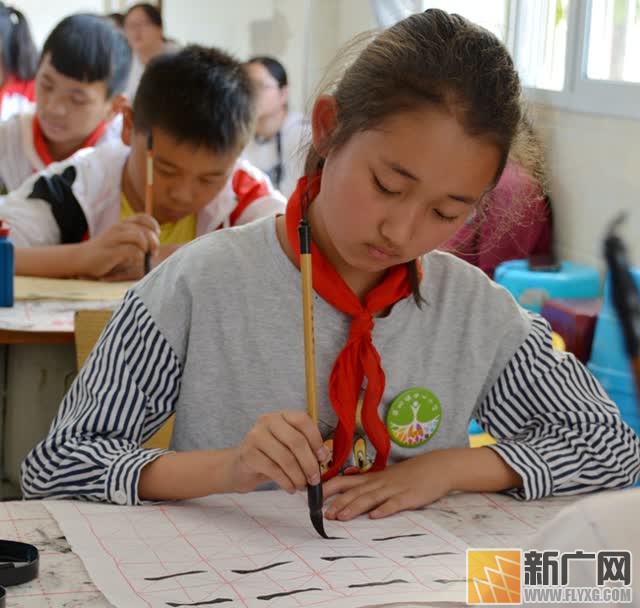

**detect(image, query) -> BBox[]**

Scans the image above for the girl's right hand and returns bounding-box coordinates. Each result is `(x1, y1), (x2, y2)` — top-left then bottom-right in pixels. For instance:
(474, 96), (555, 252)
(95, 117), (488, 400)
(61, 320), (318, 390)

(80, 214), (160, 279)
(228, 410), (331, 494)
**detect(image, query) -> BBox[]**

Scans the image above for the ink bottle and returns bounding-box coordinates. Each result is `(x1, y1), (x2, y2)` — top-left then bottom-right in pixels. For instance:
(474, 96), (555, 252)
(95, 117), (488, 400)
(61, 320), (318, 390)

(0, 221), (14, 307)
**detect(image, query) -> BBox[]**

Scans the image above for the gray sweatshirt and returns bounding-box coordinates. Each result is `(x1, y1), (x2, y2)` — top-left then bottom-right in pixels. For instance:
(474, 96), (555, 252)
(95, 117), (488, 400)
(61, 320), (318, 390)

(21, 216), (640, 504)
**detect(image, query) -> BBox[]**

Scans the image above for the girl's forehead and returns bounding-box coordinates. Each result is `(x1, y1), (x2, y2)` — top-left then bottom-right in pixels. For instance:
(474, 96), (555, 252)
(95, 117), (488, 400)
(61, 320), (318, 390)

(247, 63), (276, 83)
(346, 108), (501, 194)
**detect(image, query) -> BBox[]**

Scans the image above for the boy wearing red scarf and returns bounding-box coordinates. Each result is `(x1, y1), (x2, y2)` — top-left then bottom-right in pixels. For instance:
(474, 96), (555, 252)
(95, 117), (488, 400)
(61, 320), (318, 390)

(0, 14), (130, 192)
(0, 46), (284, 281)
(22, 11), (640, 516)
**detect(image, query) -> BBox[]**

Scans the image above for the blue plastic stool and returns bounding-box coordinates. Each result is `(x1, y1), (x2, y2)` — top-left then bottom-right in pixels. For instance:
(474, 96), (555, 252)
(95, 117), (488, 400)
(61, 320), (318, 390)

(494, 259), (601, 312)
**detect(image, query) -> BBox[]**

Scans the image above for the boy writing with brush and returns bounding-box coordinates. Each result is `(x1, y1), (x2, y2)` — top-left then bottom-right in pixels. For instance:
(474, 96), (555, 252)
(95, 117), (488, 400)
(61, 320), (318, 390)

(0, 46), (285, 280)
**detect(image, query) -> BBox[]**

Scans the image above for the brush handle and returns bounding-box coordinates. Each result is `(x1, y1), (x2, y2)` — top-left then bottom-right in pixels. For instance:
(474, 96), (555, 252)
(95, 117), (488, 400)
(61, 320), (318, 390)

(144, 135), (153, 276)
(145, 151), (153, 216)
(300, 252), (318, 424)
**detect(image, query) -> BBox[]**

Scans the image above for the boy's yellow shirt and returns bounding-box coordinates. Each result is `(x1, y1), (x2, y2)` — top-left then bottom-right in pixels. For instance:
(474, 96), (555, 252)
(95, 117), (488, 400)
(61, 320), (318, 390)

(120, 193), (197, 246)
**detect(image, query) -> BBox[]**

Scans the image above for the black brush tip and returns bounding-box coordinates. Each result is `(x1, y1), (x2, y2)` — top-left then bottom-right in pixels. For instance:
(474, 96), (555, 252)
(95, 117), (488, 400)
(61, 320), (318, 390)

(307, 483), (329, 539)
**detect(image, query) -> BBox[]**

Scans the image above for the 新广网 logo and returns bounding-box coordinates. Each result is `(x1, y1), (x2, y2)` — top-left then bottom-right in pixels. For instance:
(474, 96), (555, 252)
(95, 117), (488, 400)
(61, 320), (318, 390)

(467, 548), (522, 604)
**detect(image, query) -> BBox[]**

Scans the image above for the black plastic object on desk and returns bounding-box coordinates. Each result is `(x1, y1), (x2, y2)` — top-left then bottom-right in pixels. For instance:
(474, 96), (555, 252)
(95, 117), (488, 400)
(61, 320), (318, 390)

(0, 539), (40, 607)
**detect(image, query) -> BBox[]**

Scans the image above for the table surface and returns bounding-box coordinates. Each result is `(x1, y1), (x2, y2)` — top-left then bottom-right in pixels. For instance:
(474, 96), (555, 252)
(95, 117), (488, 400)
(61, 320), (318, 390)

(0, 493), (580, 608)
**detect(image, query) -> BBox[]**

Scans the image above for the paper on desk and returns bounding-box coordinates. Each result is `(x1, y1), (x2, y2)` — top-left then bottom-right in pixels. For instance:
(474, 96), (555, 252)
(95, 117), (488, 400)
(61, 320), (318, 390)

(46, 491), (469, 608)
(15, 276), (135, 301)
(0, 299), (120, 332)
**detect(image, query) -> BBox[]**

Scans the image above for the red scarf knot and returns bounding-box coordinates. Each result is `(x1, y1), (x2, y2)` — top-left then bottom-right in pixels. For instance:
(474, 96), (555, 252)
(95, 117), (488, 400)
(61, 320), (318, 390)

(348, 313), (374, 343)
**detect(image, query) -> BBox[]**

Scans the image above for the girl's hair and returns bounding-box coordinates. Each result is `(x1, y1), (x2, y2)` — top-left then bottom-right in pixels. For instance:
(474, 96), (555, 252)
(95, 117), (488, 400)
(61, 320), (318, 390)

(304, 9), (523, 304)
(247, 55), (287, 88)
(125, 3), (163, 29)
(0, 2), (38, 81)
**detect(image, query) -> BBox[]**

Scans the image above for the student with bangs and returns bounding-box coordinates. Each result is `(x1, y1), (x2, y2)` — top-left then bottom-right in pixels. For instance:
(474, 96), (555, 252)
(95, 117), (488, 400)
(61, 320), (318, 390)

(0, 45), (285, 281)
(0, 13), (131, 192)
(0, 2), (38, 121)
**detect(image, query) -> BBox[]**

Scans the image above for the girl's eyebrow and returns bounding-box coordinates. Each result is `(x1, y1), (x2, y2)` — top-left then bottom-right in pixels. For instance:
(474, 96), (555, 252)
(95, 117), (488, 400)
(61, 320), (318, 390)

(383, 160), (418, 181)
(382, 160), (477, 204)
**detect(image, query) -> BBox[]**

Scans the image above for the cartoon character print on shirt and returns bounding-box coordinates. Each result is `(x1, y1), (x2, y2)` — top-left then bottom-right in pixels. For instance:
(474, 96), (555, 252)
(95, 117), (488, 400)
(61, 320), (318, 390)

(27, 165), (89, 243)
(320, 394), (374, 476)
(320, 386), (442, 476)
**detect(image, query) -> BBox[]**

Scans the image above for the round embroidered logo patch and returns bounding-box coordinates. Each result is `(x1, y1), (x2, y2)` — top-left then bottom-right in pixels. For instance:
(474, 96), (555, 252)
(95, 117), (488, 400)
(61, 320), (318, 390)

(386, 387), (442, 447)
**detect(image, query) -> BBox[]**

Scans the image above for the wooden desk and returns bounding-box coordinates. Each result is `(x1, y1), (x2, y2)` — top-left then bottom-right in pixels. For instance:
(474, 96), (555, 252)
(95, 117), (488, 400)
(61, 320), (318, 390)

(0, 330), (73, 344)
(0, 492), (578, 608)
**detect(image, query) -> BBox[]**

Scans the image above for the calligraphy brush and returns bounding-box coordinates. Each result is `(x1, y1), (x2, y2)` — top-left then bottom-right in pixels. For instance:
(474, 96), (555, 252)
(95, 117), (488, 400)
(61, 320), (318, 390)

(604, 212), (640, 397)
(298, 198), (329, 539)
(144, 132), (154, 275)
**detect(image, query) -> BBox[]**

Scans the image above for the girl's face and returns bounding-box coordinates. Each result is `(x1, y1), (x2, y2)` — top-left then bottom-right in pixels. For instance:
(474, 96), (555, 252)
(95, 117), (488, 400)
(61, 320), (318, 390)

(309, 97), (502, 282)
(124, 7), (163, 55)
(246, 62), (287, 123)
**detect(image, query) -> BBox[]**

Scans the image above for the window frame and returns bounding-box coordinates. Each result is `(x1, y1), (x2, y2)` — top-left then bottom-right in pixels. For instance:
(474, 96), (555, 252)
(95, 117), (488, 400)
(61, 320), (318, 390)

(512, 0), (640, 120)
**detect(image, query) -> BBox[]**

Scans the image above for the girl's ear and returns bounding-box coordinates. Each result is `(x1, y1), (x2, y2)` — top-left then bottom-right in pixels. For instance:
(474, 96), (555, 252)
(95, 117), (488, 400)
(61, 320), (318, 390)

(120, 105), (134, 146)
(279, 84), (290, 107)
(311, 94), (338, 157)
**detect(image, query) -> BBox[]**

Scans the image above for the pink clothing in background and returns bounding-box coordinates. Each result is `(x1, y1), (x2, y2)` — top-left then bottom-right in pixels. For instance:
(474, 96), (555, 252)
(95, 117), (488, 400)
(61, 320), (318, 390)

(444, 161), (552, 278)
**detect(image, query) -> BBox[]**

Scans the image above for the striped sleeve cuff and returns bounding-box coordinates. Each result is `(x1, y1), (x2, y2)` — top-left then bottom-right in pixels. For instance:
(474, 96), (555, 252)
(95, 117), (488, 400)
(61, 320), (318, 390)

(105, 447), (170, 505)
(487, 441), (554, 500)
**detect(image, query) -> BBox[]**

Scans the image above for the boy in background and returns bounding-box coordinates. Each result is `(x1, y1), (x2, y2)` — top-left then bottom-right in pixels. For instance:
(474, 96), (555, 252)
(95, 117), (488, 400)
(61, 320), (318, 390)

(0, 13), (131, 192)
(0, 45), (285, 280)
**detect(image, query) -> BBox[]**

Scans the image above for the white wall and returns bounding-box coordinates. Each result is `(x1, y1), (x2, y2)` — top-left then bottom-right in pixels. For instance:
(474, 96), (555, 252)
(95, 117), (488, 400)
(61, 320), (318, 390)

(533, 106), (640, 269)
(13, 0), (105, 47)
(163, 0), (340, 114)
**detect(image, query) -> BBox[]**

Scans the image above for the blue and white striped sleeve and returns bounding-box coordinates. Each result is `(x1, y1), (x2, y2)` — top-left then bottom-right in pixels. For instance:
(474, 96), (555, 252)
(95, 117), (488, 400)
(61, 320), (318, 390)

(21, 291), (182, 505)
(476, 315), (640, 500)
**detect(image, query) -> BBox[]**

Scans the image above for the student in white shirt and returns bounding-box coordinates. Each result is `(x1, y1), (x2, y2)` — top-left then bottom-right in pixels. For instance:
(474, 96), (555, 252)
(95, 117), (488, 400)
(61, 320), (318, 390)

(0, 14), (130, 192)
(243, 56), (309, 198)
(0, 46), (284, 281)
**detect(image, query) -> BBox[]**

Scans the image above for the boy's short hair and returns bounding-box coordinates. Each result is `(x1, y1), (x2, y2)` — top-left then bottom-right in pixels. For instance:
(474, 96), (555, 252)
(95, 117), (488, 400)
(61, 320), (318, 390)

(41, 13), (132, 98)
(133, 45), (255, 154)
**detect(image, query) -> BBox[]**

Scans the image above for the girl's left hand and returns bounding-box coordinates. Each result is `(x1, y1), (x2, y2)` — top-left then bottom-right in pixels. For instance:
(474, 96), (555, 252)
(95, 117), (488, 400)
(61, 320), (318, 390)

(322, 450), (453, 521)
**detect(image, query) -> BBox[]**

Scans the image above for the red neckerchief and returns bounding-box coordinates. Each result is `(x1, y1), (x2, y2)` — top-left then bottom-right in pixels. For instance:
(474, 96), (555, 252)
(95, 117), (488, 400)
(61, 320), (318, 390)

(0, 76), (35, 107)
(32, 115), (108, 166)
(286, 173), (420, 479)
